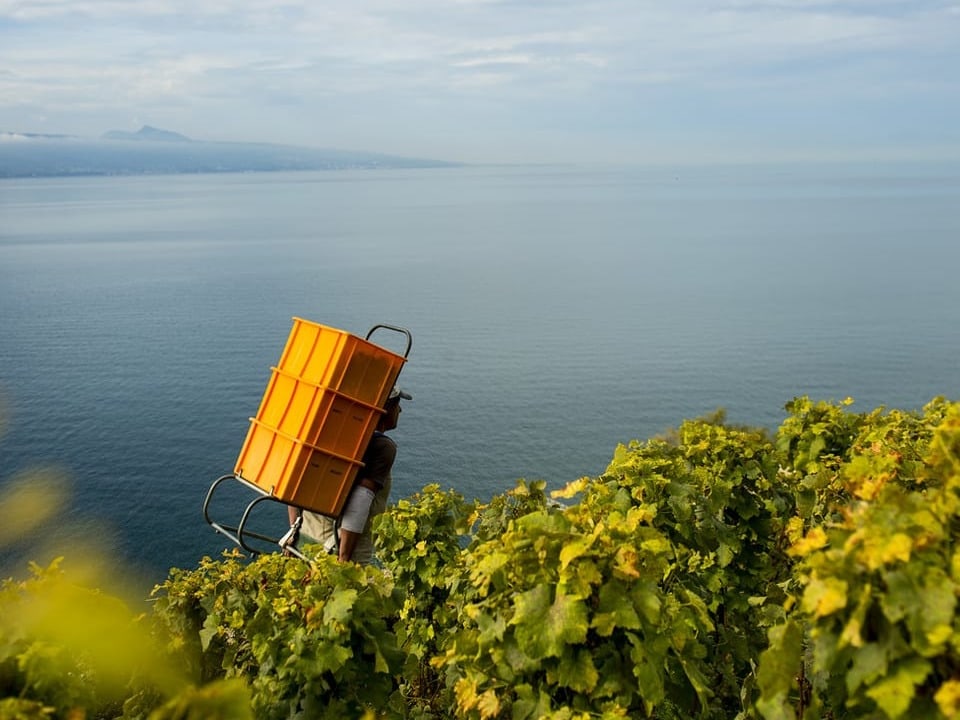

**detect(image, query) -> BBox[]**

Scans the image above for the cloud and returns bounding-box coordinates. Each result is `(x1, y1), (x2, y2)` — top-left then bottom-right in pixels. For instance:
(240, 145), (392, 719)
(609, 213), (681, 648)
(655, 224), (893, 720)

(0, 0), (957, 162)
(3, 2), (951, 86)
(453, 55), (534, 69)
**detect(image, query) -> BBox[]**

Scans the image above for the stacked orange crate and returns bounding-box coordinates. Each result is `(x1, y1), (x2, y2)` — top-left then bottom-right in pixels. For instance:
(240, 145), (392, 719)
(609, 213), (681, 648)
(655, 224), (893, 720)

(234, 318), (406, 516)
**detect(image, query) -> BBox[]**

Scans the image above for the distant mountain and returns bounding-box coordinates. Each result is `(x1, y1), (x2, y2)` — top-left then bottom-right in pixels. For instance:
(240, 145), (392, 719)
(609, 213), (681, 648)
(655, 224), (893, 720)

(101, 125), (191, 142)
(0, 127), (460, 178)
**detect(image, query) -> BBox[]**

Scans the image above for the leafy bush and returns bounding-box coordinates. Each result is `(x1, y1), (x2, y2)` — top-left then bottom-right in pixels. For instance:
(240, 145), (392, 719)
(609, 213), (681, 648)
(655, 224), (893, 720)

(758, 398), (960, 720)
(373, 484), (475, 716)
(0, 556), (214, 720)
(151, 549), (402, 720)
(4, 396), (960, 720)
(435, 501), (705, 718)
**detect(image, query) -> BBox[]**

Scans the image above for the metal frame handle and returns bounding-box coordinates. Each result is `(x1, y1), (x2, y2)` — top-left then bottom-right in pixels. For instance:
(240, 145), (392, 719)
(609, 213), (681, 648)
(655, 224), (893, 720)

(203, 474), (311, 561)
(366, 324), (413, 358)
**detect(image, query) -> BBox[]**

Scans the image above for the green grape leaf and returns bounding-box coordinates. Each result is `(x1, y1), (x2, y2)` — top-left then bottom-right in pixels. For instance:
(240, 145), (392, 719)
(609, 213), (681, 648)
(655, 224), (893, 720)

(628, 632), (666, 713)
(314, 644), (353, 674)
(910, 568), (956, 653)
(592, 582), (641, 636)
(846, 643), (887, 694)
(717, 541), (735, 569)
(554, 648), (599, 693)
(199, 622), (218, 652)
(475, 550), (511, 578)
(631, 582), (663, 626)
(756, 620), (803, 720)
(864, 657), (931, 719)
(477, 610), (507, 647)
(511, 584), (588, 660)
(882, 569), (919, 624)
(559, 533), (597, 570)
(512, 683), (553, 720)
(679, 654), (713, 713)
(322, 588), (358, 626)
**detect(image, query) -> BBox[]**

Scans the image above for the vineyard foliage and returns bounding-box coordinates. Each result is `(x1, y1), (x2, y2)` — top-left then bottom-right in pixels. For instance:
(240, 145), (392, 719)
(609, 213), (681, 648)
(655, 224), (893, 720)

(1, 396), (959, 719)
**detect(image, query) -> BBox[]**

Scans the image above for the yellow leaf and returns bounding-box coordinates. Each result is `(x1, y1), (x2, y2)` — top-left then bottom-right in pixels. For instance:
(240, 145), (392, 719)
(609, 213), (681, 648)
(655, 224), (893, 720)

(936, 680), (960, 719)
(839, 585), (873, 649)
(802, 576), (848, 619)
(927, 624), (953, 647)
(788, 527), (828, 557)
(553, 477), (589, 499)
(840, 617), (862, 648)
(455, 678), (480, 712)
(630, 504), (656, 525)
(560, 535), (596, 570)
(614, 547), (640, 579)
(640, 536), (672, 555)
(477, 689), (501, 720)
(785, 516), (805, 545)
(854, 473), (889, 500)
(859, 532), (913, 570)
(881, 533), (913, 566)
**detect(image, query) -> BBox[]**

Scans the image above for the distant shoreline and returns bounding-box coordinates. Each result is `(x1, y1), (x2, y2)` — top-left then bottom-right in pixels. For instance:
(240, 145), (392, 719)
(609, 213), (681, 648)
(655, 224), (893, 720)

(0, 134), (460, 179)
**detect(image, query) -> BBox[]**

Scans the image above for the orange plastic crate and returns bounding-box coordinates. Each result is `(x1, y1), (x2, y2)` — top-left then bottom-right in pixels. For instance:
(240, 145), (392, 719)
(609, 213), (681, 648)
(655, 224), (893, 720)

(234, 419), (360, 515)
(254, 367), (382, 458)
(277, 317), (406, 407)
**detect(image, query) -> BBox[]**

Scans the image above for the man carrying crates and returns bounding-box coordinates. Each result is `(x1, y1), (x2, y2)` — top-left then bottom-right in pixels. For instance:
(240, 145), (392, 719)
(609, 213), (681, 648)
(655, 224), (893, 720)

(205, 319), (413, 564)
(283, 386), (411, 564)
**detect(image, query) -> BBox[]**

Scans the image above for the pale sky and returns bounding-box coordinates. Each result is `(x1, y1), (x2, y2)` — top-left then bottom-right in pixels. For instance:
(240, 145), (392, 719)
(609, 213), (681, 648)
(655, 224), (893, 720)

(1, 0), (958, 164)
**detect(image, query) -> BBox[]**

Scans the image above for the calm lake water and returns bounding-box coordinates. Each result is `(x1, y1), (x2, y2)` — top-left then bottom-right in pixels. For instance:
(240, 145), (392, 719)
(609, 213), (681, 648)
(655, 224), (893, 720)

(1, 162), (959, 588)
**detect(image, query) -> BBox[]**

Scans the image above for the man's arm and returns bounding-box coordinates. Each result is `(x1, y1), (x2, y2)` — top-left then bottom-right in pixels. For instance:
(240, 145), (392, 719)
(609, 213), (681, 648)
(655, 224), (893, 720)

(280, 506), (301, 555)
(338, 434), (397, 562)
(338, 478), (379, 561)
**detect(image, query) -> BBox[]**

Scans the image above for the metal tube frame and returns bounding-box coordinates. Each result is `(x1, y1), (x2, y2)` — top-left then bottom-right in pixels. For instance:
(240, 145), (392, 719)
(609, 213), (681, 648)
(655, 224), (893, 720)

(202, 474), (310, 561)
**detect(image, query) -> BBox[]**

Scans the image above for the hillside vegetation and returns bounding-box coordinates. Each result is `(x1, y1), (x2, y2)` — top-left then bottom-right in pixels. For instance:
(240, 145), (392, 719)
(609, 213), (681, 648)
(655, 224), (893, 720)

(2, 395), (959, 719)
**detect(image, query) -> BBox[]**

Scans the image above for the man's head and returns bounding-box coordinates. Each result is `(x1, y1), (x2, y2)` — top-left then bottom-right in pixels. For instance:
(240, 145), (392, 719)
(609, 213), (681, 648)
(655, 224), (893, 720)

(381, 387), (412, 431)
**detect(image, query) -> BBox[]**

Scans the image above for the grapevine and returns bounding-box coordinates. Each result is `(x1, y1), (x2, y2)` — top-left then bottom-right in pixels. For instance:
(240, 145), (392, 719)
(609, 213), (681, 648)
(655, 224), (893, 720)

(2, 396), (958, 719)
